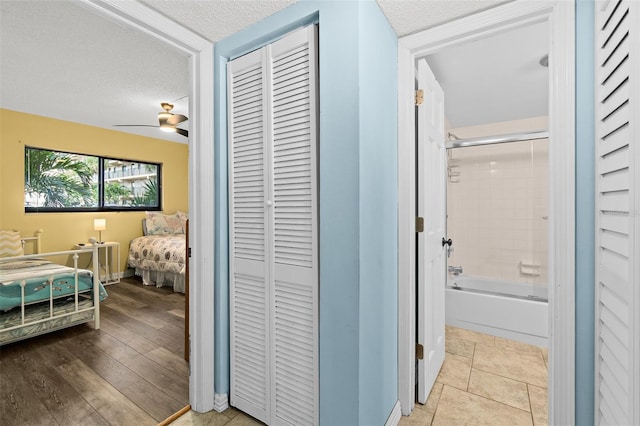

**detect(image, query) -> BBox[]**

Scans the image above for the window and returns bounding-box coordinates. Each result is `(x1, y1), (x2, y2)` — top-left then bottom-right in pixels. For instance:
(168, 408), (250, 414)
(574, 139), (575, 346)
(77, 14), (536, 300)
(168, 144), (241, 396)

(24, 147), (161, 212)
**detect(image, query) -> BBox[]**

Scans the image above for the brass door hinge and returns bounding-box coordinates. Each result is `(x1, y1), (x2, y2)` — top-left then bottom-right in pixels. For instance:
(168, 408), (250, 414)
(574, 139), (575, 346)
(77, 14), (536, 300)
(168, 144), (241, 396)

(415, 89), (424, 106)
(416, 343), (424, 360)
(416, 217), (424, 233)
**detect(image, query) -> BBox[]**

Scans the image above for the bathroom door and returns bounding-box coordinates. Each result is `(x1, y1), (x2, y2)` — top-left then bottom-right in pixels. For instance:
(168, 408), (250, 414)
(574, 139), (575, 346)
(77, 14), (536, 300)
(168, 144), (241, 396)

(416, 58), (446, 404)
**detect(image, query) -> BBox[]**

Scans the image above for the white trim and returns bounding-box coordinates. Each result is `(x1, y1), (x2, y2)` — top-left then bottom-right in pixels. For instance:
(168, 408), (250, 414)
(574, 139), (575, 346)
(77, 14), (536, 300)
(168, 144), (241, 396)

(384, 400), (402, 426)
(401, 1), (556, 58)
(397, 42), (416, 417)
(79, 0), (216, 413)
(547, 3), (575, 425)
(79, 0), (211, 52)
(397, 1), (575, 424)
(214, 393), (229, 412)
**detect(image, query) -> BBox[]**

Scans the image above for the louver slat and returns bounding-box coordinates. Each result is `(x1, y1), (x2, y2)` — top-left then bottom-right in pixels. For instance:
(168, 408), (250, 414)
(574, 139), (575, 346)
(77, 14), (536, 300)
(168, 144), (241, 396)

(600, 190), (629, 212)
(600, 31), (628, 84)
(601, 96), (629, 137)
(600, 145), (629, 175)
(600, 229), (629, 257)
(599, 123), (629, 157)
(596, 1), (638, 425)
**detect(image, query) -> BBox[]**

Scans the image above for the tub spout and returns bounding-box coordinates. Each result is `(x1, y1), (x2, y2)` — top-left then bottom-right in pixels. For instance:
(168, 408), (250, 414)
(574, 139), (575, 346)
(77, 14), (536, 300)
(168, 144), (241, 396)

(448, 265), (463, 276)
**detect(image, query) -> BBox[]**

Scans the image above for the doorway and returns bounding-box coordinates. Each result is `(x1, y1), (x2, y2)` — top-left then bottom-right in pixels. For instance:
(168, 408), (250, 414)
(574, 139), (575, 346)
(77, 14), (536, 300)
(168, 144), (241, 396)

(82, 2), (217, 413)
(398, 1), (576, 424)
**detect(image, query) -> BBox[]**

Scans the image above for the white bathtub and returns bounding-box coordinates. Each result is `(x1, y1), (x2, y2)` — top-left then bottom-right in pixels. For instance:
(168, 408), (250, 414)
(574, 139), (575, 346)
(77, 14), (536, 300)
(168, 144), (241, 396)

(445, 275), (548, 347)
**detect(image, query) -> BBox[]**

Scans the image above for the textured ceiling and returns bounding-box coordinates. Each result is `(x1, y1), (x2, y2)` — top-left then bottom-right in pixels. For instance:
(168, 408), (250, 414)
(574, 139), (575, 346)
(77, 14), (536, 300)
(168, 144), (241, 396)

(377, 0), (510, 37)
(139, 0), (296, 43)
(1, 0), (541, 145)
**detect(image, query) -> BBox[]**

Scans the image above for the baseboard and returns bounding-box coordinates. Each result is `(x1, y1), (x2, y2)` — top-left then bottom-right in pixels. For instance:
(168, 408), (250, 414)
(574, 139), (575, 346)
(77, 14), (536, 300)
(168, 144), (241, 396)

(122, 269), (134, 278)
(385, 400), (402, 426)
(214, 393), (229, 412)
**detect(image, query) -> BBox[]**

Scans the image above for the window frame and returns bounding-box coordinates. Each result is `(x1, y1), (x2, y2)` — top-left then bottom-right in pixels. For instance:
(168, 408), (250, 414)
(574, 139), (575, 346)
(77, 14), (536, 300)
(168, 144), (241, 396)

(24, 146), (162, 213)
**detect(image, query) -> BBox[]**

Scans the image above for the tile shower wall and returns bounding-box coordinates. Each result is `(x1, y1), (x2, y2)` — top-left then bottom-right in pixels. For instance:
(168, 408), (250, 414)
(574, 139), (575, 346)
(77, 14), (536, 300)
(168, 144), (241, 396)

(447, 139), (549, 286)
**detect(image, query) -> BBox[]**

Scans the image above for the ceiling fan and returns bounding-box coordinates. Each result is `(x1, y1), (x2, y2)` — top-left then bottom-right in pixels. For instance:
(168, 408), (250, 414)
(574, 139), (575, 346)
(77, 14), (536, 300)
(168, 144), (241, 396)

(114, 102), (188, 137)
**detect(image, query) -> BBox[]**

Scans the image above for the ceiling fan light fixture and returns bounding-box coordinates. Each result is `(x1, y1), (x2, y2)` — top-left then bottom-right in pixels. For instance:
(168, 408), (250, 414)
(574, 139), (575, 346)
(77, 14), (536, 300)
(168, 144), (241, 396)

(158, 111), (172, 124)
(159, 123), (176, 133)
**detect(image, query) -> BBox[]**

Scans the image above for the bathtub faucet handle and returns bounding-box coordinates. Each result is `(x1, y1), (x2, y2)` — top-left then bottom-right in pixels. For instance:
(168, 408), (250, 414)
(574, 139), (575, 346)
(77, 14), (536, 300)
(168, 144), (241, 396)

(448, 265), (463, 275)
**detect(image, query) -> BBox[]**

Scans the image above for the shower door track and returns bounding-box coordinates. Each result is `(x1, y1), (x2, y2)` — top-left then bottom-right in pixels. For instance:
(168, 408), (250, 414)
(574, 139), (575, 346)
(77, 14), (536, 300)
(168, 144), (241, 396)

(446, 130), (549, 149)
(447, 284), (549, 303)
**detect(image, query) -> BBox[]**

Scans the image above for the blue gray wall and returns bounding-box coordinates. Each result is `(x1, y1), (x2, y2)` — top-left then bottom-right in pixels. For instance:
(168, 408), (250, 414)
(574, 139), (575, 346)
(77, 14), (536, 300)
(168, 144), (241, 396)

(575, 0), (595, 424)
(357, 2), (398, 424)
(214, 1), (398, 425)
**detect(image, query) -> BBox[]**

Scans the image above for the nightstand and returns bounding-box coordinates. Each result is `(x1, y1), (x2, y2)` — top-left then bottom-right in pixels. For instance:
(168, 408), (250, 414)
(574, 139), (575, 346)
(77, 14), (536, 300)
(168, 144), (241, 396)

(75, 241), (120, 285)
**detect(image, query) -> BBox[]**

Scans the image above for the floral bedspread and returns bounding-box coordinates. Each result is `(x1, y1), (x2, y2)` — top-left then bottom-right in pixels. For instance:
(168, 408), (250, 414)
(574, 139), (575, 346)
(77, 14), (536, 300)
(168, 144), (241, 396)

(128, 235), (186, 276)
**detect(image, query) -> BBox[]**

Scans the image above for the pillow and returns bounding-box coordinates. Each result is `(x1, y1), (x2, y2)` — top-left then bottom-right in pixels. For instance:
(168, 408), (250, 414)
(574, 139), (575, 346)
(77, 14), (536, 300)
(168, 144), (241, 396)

(0, 230), (24, 257)
(145, 212), (185, 235)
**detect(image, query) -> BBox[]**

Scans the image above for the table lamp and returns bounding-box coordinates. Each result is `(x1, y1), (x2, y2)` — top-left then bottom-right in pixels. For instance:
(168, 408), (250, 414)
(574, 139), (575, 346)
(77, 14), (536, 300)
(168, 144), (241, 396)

(94, 218), (106, 243)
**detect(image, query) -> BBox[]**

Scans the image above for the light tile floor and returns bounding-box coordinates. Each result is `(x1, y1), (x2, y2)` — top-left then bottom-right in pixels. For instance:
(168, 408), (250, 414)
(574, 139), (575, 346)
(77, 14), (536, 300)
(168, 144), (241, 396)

(400, 325), (548, 426)
(167, 326), (548, 426)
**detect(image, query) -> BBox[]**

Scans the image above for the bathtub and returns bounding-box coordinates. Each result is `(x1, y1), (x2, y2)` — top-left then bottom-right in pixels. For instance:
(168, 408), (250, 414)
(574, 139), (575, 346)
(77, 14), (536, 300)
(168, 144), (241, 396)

(445, 275), (548, 347)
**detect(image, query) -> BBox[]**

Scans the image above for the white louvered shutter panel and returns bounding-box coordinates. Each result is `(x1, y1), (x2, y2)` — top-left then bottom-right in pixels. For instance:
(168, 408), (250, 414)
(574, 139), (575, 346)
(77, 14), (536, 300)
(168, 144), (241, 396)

(229, 25), (318, 426)
(228, 47), (270, 424)
(595, 1), (640, 425)
(268, 26), (318, 426)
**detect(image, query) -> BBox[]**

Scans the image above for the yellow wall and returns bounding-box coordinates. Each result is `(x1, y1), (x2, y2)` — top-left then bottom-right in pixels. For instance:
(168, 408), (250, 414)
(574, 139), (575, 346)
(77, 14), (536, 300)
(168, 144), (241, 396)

(0, 108), (188, 274)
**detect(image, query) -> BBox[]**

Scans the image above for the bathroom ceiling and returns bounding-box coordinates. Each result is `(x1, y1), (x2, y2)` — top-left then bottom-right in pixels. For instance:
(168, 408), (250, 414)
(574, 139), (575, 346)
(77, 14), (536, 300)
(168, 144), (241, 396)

(426, 20), (550, 129)
(1, 0), (542, 143)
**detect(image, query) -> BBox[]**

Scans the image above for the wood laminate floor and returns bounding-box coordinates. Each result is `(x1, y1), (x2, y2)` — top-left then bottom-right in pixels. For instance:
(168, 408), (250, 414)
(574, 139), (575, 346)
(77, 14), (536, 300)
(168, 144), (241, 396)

(0, 276), (188, 426)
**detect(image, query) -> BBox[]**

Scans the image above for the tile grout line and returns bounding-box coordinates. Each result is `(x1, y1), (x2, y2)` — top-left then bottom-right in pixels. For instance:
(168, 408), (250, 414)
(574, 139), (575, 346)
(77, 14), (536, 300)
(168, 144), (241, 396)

(526, 384), (535, 425)
(466, 341), (476, 392)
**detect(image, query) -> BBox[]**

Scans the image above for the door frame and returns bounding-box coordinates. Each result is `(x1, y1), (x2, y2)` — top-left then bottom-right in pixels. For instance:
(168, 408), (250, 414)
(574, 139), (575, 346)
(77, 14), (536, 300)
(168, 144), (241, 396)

(397, 1), (575, 424)
(80, 0), (216, 412)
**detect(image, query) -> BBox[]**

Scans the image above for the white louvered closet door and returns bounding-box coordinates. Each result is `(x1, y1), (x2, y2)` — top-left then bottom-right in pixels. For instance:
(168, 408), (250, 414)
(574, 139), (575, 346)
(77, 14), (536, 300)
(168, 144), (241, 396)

(595, 1), (640, 425)
(269, 27), (319, 426)
(229, 25), (318, 426)
(228, 46), (270, 423)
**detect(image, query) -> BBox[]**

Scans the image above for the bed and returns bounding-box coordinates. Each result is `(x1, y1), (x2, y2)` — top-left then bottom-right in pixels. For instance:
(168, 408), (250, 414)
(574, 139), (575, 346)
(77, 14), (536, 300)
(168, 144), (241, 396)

(127, 212), (188, 293)
(0, 230), (107, 345)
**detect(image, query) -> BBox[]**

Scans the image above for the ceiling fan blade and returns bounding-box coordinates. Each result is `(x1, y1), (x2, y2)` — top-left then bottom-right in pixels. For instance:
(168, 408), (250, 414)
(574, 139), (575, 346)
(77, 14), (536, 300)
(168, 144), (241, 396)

(167, 114), (188, 126)
(175, 128), (189, 137)
(113, 124), (159, 128)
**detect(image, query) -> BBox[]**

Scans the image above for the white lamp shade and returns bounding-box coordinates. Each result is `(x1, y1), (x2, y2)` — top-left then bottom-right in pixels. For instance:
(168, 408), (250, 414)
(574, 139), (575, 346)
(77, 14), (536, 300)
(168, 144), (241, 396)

(94, 218), (106, 231)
